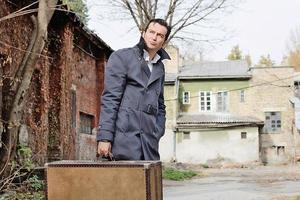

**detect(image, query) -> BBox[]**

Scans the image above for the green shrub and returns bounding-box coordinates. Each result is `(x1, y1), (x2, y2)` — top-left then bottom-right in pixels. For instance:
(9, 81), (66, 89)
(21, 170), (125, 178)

(0, 145), (45, 200)
(27, 175), (44, 191)
(201, 164), (209, 168)
(163, 168), (197, 181)
(17, 145), (35, 171)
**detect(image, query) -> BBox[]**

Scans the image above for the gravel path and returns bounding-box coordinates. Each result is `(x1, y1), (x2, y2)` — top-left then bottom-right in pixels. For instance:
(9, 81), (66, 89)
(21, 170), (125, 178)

(163, 164), (300, 200)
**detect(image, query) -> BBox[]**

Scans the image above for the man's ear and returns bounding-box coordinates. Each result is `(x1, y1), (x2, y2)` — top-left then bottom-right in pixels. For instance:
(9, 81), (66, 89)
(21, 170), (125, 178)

(142, 31), (145, 38)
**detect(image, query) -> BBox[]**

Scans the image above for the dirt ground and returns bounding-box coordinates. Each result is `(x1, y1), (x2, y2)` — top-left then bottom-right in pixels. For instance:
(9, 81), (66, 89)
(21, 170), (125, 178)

(163, 163), (300, 200)
(201, 164), (300, 183)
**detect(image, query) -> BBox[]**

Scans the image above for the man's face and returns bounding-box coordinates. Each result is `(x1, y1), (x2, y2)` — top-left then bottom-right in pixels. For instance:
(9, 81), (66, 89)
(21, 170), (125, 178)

(142, 22), (168, 52)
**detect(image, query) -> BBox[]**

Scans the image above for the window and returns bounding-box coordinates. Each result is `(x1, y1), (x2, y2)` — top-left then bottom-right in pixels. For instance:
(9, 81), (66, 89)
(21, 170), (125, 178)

(183, 132), (190, 140)
(182, 91), (190, 104)
(276, 146), (285, 156)
(217, 91), (228, 112)
(240, 90), (245, 102)
(199, 91), (212, 111)
(294, 81), (300, 89)
(80, 112), (94, 134)
(241, 132), (247, 139)
(295, 81), (300, 96)
(264, 112), (281, 133)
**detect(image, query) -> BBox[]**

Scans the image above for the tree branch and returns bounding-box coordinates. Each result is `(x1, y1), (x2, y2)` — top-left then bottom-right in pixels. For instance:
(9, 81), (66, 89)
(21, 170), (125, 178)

(139, 0), (152, 21)
(171, 0), (203, 29)
(12, 16), (38, 94)
(122, 0), (141, 31)
(183, 0), (227, 28)
(169, 0), (227, 42)
(165, 0), (179, 24)
(153, 0), (158, 18)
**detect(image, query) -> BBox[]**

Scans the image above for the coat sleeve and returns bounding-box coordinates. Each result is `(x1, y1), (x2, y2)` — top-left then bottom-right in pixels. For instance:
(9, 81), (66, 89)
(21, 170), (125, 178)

(97, 52), (127, 142)
(156, 75), (166, 139)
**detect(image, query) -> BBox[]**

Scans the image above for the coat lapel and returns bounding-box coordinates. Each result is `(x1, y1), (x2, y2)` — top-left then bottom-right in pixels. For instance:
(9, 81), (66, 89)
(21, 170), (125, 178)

(141, 61), (151, 78)
(133, 47), (150, 87)
(133, 37), (170, 87)
(147, 62), (164, 87)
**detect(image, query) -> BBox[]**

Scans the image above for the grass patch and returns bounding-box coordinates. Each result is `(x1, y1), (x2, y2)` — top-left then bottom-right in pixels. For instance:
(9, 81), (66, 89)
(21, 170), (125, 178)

(201, 164), (209, 168)
(163, 168), (198, 181)
(272, 195), (300, 200)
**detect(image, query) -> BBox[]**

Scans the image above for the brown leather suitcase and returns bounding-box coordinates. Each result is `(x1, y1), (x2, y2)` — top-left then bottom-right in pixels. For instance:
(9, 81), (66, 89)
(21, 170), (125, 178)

(45, 160), (163, 200)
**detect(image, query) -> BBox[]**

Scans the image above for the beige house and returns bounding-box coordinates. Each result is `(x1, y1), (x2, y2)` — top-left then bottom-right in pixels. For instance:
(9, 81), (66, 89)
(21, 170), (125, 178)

(160, 46), (300, 164)
(247, 67), (300, 164)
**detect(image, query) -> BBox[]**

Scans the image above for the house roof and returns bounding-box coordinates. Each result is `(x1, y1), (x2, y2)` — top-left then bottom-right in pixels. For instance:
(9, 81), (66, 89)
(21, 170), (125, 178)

(176, 113), (263, 129)
(178, 60), (251, 79)
(165, 73), (177, 84)
(56, 2), (114, 57)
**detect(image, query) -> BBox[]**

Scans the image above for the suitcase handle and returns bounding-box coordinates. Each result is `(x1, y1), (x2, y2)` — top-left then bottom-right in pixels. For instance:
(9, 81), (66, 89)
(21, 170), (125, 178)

(96, 152), (115, 161)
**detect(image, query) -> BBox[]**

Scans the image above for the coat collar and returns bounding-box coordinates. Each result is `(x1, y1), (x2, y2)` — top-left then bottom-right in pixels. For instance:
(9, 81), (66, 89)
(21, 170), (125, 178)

(135, 37), (171, 61)
(134, 37), (169, 87)
(143, 49), (161, 64)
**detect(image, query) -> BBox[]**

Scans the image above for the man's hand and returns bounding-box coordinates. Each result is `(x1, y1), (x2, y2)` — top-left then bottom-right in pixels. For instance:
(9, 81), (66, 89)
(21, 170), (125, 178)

(97, 141), (111, 157)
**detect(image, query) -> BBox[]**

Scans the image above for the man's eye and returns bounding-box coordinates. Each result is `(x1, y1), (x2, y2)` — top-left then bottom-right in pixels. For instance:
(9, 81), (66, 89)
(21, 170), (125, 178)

(158, 34), (165, 39)
(149, 30), (155, 34)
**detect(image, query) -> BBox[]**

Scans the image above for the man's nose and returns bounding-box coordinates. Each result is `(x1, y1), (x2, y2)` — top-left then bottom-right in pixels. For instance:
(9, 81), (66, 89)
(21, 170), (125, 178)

(151, 33), (157, 41)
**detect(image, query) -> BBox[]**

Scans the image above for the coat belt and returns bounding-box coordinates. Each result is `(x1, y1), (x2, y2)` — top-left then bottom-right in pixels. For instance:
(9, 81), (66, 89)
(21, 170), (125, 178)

(141, 104), (157, 115)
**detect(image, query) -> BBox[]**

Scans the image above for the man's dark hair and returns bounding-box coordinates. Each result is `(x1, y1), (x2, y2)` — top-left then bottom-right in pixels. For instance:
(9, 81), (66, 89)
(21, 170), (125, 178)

(144, 18), (171, 41)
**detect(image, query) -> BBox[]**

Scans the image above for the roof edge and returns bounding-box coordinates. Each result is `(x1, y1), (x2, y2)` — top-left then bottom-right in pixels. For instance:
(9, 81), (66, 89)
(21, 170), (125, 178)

(178, 75), (252, 80)
(176, 122), (263, 129)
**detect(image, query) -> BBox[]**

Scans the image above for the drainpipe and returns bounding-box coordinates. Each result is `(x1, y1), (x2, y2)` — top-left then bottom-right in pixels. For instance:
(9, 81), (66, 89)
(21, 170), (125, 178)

(289, 97), (300, 164)
(172, 127), (177, 162)
(172, 76), (180, 162)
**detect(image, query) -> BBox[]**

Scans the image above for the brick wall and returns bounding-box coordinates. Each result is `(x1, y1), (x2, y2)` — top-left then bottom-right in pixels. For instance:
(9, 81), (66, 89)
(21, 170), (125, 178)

(71, 45), (106, 160)
(0, 1), (111, 165)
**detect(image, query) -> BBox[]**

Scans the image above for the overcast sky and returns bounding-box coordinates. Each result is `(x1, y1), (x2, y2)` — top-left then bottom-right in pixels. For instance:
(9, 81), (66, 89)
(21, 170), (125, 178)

(87, 0), (300, 65)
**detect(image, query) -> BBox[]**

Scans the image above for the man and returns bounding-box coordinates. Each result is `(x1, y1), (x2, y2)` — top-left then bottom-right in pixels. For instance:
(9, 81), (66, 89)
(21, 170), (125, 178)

(97, 18), (171, 160)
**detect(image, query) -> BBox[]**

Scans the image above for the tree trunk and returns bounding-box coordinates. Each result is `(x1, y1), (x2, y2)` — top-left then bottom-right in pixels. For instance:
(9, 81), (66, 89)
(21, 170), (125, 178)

(0, 0), (58, 176)
(0, 55), (3, 149)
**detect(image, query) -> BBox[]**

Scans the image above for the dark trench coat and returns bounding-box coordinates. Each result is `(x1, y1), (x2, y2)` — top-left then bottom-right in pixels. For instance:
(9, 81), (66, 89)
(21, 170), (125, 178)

(97, 38), (170, 160)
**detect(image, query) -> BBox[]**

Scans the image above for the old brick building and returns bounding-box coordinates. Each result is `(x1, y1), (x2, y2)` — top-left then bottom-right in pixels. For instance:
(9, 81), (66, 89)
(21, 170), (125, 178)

(0, 0), (113, 165)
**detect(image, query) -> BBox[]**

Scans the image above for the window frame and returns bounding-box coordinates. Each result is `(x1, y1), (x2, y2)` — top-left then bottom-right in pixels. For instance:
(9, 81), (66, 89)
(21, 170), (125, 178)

(264, 111), (281, 134)
(183, 131), (191, 140)
(216, 91), (229, 112)
(240, 90), (245, 102)
(182, 91), (190, 104)
(199, 91), (212, 112)
(79, 112), (94, 135)
(241, 132), (247, 139)
(294, 81), (300, 89)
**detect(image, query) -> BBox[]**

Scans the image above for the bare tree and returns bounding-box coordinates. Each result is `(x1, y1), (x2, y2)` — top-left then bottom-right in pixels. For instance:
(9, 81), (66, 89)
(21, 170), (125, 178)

(91, 0), (237, 45)
(284, 26), (300, 71)
(0, 0), (58, 176)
